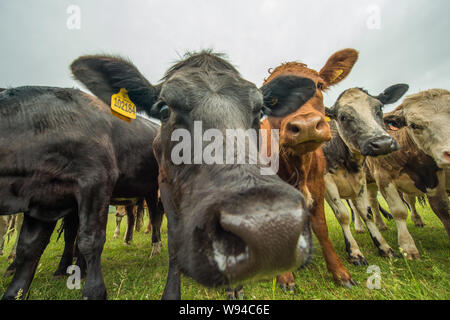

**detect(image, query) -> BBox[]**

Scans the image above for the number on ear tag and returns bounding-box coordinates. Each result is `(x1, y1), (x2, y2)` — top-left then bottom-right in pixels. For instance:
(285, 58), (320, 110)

(111, 88), (137, 121)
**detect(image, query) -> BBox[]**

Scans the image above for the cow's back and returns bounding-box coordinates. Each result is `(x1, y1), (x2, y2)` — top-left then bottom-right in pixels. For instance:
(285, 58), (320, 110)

(0, 86), (159, 220)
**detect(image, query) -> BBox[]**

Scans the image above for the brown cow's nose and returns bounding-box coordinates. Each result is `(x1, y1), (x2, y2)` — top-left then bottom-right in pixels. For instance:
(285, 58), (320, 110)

(285, 115), (331, 143)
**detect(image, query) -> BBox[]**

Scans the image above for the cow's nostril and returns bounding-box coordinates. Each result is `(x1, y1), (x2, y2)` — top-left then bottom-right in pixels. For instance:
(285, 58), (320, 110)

(288, 124), (301, 135)
(315, 119), (326, 131)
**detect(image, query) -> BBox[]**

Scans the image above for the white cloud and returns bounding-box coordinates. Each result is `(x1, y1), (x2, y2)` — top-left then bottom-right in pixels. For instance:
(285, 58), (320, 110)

(0, 0), (448, 110)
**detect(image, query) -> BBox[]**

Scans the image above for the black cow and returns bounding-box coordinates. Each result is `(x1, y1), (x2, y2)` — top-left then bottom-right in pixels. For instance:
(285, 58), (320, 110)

(70, 50), (317, 299)
(0, 86), (161, 299)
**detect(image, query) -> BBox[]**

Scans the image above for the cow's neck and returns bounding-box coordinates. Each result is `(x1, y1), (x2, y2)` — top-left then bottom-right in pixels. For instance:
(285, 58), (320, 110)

(323, 130), (364, 175)
(390, 129), (441, 193)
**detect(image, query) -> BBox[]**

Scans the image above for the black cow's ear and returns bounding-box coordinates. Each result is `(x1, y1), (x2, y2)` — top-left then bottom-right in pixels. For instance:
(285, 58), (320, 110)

(325, 107), (336, 120)
(70, 55), (159, 114)
(260, 76), (316, 118)
(377, 84), (409, 105)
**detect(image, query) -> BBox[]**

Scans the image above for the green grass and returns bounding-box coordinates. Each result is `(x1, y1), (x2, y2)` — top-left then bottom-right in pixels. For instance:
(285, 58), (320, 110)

(0, 198), (448, 300)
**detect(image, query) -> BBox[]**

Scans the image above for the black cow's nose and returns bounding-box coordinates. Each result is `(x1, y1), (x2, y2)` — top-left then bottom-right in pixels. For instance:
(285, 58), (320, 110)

(363, 136), (398, 156)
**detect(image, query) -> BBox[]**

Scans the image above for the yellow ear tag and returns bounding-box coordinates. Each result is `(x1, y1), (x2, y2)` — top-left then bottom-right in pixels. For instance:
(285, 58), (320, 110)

(111, 88), (137, 122)
(331, 69), (344, 82)
(325, 116), (331, 123)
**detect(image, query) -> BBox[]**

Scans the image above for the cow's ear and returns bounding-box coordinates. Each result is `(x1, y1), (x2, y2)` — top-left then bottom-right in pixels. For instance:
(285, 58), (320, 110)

(260, 76), (316, 117)
(70, 55), (159, 113)
(319, 49), (359, 89)
(383, 113), (407, 130)
(325, 107), (337, 120)
(376, 84), (409, 105)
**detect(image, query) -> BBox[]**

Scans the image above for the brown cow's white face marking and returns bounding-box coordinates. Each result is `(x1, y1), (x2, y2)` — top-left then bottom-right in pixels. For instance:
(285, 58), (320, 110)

(403, 94), (450, 169)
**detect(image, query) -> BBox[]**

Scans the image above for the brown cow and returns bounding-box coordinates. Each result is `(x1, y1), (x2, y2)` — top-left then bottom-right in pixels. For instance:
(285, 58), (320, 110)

(261, 49), (359, 289)
(366, 89), (450, 259)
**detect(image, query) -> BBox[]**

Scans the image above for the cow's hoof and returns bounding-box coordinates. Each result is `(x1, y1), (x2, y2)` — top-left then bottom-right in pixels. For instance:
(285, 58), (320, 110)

(226, 286), (245, 300)
(400, 248), (421, 260)
(279, 283), (296, 293)
(376, 224), (389, 231)
(342, 279), (358, 289)
(82, 289), (107, 300)
(414, 222), (425, 228)
(150, 242), (162, 258)
(379, 247), (396, 259)
(349, 254), (368, 266)
(113, 234), (119, 239)
(355, 228), (366, 234)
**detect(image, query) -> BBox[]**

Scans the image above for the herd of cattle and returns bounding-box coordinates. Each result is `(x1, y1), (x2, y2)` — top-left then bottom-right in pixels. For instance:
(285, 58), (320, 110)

(0, 48), (448, 300)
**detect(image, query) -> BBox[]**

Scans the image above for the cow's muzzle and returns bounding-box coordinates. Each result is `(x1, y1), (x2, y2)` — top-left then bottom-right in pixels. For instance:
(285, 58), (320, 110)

(212, 206), (311, 284)
(362, 136), (399, 157)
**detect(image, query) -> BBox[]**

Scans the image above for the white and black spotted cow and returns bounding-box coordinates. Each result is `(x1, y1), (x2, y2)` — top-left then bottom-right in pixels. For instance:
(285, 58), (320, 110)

(322, 85), (409, 265)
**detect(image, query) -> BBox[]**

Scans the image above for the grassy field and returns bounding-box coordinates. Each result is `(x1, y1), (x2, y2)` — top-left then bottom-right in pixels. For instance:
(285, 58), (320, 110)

(0, 198), (448, 300)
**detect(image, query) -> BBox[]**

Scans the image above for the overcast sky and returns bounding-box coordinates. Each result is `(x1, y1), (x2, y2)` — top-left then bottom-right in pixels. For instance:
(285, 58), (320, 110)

(0, 0), (449, 111)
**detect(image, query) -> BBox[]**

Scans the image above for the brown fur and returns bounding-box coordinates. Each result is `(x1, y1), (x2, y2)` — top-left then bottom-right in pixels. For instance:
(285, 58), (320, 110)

(368, 121), (440, 193)
(262, 49), (359, 287)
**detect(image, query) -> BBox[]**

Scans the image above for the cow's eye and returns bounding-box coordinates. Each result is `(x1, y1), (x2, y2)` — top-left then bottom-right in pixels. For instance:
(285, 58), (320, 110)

(339, 114), (347, 122)
(160, 105), (170, 122)
(317, 83), (324, 90)
(410, 123), (423, 130)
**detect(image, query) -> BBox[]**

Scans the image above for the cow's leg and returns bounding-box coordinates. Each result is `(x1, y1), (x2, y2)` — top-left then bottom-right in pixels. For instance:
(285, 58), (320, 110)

(135, 199), (144, 232)
(367, 185), (389, 231)
(404, 194), (425, 228)
(160, 182), (181, 300)
(0, 216), (9, 256)
(124, 205), (135, 245)
(146, 188), (163, 258)
(380, 183), (420, 259)
(2, 215), (56, 300)
(8, 213), (24, 261)
(351, 188), (395, 258)
(113, 208), (123, 239)
(349, 200), (366, 233)
(325, 179), (367, 266)
(74, 238), (87, 278)
(77, 187), (110, 300)
(276, 272), (296, 292)
(54, 213), (78, 277)
(427, 171), (450, 237)
(314, 177), (356, 286)
(144, 202), (152, 234)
